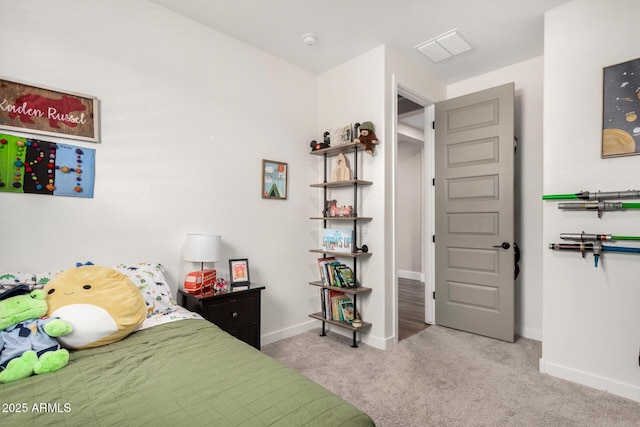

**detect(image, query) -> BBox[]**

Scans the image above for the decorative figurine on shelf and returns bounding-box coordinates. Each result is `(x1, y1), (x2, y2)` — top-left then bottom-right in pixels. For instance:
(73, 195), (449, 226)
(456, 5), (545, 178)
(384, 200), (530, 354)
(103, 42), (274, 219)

(324, 199), (337, 217)
(328, 204), (353, 217)
(214, 278), (229, 294)
(310, 131), (331, 151)
(331, 153), (351, 182)
(352, 317), (363, 328)
(339, 205), (352, 217)
(354, 121), (379, 155)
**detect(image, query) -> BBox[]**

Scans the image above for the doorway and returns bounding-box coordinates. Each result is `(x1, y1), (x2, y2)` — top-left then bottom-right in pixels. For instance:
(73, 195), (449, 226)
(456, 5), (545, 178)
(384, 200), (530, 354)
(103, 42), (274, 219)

(393, 83), (515, 344)
(396, 88), (434, 342)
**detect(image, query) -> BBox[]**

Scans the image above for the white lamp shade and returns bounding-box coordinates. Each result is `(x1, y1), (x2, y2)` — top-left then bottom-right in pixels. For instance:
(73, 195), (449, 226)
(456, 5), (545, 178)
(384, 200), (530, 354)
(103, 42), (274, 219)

(184, 234), (221, 263)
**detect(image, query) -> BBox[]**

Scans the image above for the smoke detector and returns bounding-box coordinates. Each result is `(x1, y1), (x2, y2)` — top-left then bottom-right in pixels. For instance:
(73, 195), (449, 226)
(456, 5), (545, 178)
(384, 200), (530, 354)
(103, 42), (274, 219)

(302, 33), (318, 46)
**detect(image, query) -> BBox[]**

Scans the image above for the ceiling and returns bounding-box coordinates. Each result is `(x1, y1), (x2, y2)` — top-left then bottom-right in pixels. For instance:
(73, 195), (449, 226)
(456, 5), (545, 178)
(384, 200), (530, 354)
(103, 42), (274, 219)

(149, 0), (571, 84)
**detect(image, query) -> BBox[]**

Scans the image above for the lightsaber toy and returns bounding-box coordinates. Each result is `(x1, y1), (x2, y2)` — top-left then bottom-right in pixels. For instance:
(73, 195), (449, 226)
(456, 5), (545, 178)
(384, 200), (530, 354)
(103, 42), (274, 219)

(555, 202), (640, 218)
(542, 190), (640, 201)
(542, 190), (640, 217)
(559, 232), (640, 242)
(548, 232), (640, 267)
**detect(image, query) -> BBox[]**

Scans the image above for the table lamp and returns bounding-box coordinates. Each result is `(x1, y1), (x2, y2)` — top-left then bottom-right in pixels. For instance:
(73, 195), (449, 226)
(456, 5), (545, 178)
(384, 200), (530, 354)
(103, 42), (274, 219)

(183, 234), (221, 296)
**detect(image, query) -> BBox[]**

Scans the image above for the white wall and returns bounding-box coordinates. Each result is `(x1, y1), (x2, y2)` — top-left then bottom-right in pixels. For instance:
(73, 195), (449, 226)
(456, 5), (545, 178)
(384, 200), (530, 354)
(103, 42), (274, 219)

(316, 45), (446, 347)
(447, 56), (544, 340)
(0, 0), (318, 345)
(541, 0), (640, 402)
(317, 46), (387, 347)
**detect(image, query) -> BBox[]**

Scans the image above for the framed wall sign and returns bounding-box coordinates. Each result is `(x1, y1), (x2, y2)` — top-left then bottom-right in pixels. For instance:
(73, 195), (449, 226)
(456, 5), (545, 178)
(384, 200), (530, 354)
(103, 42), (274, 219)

(0, 77), (99, 143)
(261, 159), (287, 200)
(332, 124), (352, 146)
(322, 228), (354, 253)
(602, 57), (640, 158)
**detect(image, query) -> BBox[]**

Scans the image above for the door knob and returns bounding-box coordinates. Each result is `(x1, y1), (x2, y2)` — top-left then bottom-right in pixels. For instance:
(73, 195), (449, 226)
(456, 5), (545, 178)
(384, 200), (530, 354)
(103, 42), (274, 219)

(492, 242), (511, 250)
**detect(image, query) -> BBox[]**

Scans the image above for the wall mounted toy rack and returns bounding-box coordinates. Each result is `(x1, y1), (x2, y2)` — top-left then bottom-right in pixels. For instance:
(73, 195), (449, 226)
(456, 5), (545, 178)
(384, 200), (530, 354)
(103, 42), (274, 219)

(544, 189), (640, 267)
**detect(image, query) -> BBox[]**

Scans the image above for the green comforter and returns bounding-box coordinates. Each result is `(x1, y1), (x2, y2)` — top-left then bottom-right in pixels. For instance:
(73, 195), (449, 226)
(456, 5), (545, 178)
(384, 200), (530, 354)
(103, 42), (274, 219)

(0, 319), (374, 426)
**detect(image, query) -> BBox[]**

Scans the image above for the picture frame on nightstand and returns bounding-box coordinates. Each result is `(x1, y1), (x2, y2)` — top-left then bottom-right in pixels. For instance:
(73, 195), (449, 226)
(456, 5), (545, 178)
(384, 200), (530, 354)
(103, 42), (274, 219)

(229, 258), (250, 289)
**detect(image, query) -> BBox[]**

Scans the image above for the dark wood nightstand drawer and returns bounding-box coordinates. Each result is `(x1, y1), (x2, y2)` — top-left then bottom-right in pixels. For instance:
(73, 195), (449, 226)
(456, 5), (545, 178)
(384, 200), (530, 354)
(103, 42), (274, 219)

(177, 286), (265, 349)
(233, 324), (258, 346)
(203, 294), (258, 329)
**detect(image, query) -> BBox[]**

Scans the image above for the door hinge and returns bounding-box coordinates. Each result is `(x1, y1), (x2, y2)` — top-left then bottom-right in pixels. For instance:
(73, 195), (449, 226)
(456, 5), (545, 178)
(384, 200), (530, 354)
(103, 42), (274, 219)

(432, 178), (435, 186)
(432, 235), (435, 243)
(432, 291), (436, 300)
(432, 121), (435, 130)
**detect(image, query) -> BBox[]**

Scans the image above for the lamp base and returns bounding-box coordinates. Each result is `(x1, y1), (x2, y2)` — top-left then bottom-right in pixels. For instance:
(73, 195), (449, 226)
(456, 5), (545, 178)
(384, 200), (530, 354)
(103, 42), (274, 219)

(183, 269), (216, 296)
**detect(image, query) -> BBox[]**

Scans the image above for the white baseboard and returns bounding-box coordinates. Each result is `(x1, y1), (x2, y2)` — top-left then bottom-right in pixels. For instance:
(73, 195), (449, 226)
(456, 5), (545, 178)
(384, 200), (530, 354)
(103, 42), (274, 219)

(539, 358), (640, 403)
(261, 320), (317, 346)
(261, 320), (388, 350)
(398, 270), (425, 281)
(323, 325), (388, 349)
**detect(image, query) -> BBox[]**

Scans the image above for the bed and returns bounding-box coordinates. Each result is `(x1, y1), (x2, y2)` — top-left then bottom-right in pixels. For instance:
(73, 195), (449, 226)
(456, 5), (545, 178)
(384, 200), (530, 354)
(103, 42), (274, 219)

(0, 263), (374, 426)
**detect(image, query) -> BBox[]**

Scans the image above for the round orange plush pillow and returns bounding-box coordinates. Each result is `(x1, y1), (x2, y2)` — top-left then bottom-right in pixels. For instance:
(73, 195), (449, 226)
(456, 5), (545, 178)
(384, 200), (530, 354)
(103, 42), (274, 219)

(44, 266), (146, 349)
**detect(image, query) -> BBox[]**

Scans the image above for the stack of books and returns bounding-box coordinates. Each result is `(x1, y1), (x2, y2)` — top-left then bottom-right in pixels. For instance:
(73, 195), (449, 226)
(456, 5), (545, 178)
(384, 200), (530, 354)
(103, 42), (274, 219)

(320, 289), (356, 324)
(317, 257), (357, 288)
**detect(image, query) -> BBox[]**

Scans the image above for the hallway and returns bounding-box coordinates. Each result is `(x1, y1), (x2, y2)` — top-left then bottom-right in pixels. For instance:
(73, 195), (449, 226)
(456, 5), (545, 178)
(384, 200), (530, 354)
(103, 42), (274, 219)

(398, 278), (427, 341)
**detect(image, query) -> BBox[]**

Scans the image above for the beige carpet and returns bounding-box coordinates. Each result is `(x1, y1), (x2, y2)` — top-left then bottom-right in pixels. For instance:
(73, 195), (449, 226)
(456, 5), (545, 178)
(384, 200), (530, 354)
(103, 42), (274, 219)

(262, 326), (640, 426)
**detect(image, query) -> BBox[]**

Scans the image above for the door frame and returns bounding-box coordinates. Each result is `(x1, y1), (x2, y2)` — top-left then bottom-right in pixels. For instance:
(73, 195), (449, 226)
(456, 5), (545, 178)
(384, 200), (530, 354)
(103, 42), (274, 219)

(392, 79), (435, 344)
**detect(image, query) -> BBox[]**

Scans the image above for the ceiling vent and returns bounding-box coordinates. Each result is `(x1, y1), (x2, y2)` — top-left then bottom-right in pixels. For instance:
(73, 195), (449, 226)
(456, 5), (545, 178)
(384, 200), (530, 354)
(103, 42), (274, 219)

(415, 29), (474, 63)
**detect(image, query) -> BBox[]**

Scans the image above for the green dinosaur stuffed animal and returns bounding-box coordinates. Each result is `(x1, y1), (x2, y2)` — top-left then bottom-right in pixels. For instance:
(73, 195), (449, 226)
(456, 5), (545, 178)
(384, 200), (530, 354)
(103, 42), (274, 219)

(0, 285), (72, 383)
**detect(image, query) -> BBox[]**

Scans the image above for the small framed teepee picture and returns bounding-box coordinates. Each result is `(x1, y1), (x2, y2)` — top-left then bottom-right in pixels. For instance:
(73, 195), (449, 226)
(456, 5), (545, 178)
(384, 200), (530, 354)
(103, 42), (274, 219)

(261, 159), (287, 200)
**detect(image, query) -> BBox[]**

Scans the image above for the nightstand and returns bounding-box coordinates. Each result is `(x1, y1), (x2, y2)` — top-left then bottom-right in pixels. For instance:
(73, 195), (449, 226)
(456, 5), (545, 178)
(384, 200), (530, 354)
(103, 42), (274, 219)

(177, 286), (265, 349)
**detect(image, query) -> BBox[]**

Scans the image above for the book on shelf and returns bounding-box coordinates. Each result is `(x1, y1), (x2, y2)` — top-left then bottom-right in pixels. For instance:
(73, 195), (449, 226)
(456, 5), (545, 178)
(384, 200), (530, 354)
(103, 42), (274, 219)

(326, 290), (346, 321)
(322, 228), (354, 253)
(324, 289), (338, 320)
(332, 294), (350, 321)
(326, 260), (341, 286)
(320, 288), (327, 318)
(335, 264), (356, 288)
(317, 256), (336, 287)
(339, 298), (355, 324)
(316, 257), (358, 288)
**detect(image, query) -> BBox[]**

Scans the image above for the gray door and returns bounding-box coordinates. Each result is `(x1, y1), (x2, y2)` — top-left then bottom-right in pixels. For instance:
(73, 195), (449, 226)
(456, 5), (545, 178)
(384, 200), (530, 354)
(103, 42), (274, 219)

(434, 83), (515, 342)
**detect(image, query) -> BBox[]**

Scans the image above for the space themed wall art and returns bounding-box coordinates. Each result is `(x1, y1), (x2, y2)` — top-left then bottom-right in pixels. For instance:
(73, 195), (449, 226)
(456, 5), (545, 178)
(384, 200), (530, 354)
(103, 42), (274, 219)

(0, 133), (95, 198)
(602, 57), (640, 158)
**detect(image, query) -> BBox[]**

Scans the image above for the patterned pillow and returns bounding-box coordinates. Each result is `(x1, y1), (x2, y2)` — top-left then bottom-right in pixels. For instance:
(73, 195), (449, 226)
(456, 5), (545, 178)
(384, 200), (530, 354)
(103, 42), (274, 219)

(0, 270), (65, 293)
(2, 264), (200, 331)
(34, 270), (64, 289)
(0, 272), (36, 285)
(0, 272), (37, 291)
(111, 263), (176, 318)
